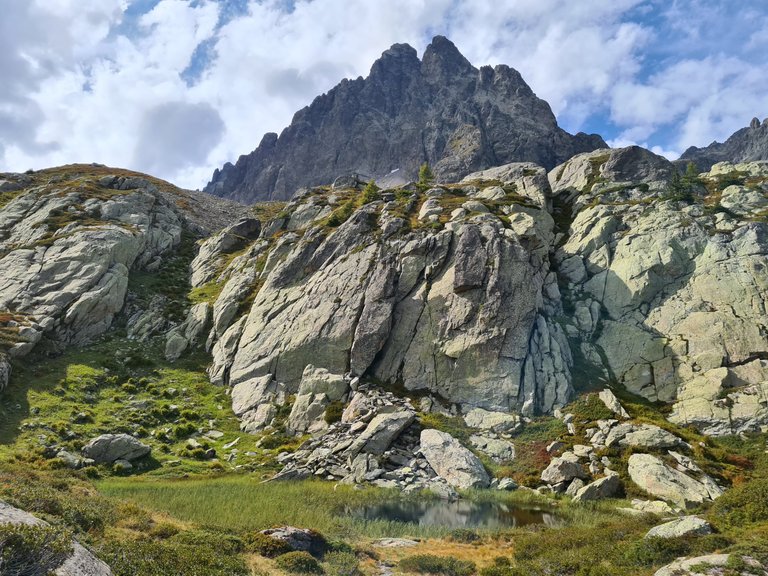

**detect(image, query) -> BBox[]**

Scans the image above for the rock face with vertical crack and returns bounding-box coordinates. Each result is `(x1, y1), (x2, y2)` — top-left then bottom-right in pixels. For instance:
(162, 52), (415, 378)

(549, 149), (768, 435)
(207, 168), (572, 418)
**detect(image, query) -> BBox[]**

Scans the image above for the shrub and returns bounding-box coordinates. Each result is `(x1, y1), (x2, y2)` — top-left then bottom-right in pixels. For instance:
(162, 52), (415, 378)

(418, 163), (435, 188)
(149, 522), (180, 540)
(275, 551), (324, 574)
(96, 538), (249, 576)
(448, 528), (481, 544)
(172, 529), (244, 553)
(622, 537), (691, 567)
(0, 523), (72, 576)
(259, 433), (295, 450)
(326, 200), (356, 228)
(360, 181), (380, 204)
(173, 421), (198, 439)
(400, 554), (476, 576)
(243, 532), (293, 557)
(324, 402), (344, 425)
(711, 478), (768, 527)
(324, 550), (361, 576)
(568, 393), (615, 423)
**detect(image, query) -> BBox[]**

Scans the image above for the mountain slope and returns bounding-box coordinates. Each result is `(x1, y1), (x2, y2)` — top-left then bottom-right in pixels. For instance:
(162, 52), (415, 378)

(204, 36), (605, 202)
(680, 117), (768, 171)
(0, 164), (247, 390)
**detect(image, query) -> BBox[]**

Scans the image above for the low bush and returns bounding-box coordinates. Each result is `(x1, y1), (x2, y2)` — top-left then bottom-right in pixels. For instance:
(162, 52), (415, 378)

(243, 531), (293, 557)
(324, 550), (361, 576)
(622, 537), (691, 567)
(568, 394), (615, 423)
(275, 551), (324, 574)
(96, 538), (249, 576)
(448, 528), (481, 543)
(399, 554), (476, 576)
(324, 402), (344, 425)
(171, 529), (244, 553)
(711, 478), (768, 527)
(479, 557), (524, 576)
(0, 523), (72, 576)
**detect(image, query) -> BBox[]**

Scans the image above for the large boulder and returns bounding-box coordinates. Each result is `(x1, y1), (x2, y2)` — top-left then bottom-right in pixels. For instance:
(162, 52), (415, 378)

(286, 365), (348, 435)
(259, 526), (327, 558)
(469, 435), (516, 463)
(598, 389), (629, 419)
(645, 516), (712, 539)
(463, 408), (522, 433)
(655, 554), (767, 576)
(627, 454), (722, 509)
(81, 434), (150, 464)
(541, 453), (588, 486)
(346, 410), (415, 456)
(0, 500), (113, 576)
(572, 474), (622, 503)
(419, 429), (490, 489)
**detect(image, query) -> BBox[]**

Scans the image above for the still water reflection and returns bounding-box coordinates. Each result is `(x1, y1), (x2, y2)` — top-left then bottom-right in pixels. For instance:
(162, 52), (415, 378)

(351, 500), (558, 529)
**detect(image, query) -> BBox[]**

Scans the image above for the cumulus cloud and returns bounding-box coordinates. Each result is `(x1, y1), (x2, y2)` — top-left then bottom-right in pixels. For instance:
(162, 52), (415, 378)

(0, 0), (766, 189)
(133, 102), (225, 175)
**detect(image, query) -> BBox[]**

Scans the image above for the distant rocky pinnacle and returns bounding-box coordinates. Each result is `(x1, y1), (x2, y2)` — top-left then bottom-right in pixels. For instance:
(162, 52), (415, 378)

(680, 116), (768, 171)
(205, 35), (606, 202)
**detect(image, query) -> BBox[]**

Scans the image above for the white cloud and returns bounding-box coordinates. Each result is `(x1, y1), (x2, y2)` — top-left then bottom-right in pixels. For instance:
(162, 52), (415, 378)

(0, 0), (766, 189)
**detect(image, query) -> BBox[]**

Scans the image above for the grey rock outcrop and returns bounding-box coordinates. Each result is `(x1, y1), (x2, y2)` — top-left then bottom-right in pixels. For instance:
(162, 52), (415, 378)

(209, 177), (572, 418)
(645, 516), (712, 539)
(541, 452), (588, 487)
(627, 454), (723, 509)
(419, 429), (490, 489)
(259, 526), (327, 557)
(679, 118), (768, 171)
(550, 149), (768, 435)
(598, 389), (629, 419)
(572, 473), (621, 502)
(205, 36), (605, 202)
(0, 165), (248, 375)
(81, 433), (150, 463)
(0, 499), (113, 576)
(655, 554), (767, 576)
(0, 353), (9, 392)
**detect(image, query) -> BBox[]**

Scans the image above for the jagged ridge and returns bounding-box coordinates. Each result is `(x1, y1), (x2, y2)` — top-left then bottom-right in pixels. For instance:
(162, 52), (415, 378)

(205, 36), (605, 202)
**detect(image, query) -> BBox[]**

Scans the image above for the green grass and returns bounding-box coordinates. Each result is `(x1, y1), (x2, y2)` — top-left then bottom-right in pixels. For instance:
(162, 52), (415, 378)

(0, 335), (270, 476)
(98, 476), (454, 539)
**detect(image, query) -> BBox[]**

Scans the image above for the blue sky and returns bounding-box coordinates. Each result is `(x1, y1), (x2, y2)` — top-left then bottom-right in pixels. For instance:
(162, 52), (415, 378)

(0, 0), (766, 188)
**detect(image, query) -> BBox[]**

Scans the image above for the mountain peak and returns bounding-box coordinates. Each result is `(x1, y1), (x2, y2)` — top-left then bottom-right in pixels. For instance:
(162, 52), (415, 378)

(205, 36), (606, 202)
(421, 35), (474, 80)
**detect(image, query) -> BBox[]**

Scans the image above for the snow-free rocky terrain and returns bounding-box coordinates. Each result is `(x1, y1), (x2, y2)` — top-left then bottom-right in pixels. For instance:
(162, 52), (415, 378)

(2, 40), (768, 575)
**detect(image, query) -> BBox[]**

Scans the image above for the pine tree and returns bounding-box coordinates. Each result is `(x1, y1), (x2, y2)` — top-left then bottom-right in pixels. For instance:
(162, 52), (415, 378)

(418, 162), (434, 187)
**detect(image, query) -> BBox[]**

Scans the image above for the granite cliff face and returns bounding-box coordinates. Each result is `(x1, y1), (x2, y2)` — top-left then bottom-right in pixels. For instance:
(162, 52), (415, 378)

(550, 151), (768, 435)
(680, 117), (768, 171)
(205, 36), (605, 202)
(192, 151), (768, 438)
(0, 164), (246, 391)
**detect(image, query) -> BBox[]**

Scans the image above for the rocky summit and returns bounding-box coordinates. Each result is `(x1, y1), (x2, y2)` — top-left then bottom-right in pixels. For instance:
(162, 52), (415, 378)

(680, 116), (768, 171)
(204, 36), (605, 202)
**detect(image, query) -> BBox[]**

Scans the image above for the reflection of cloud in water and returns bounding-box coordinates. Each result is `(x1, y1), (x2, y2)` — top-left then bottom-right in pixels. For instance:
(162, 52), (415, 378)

(350, 500), (559, 530)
